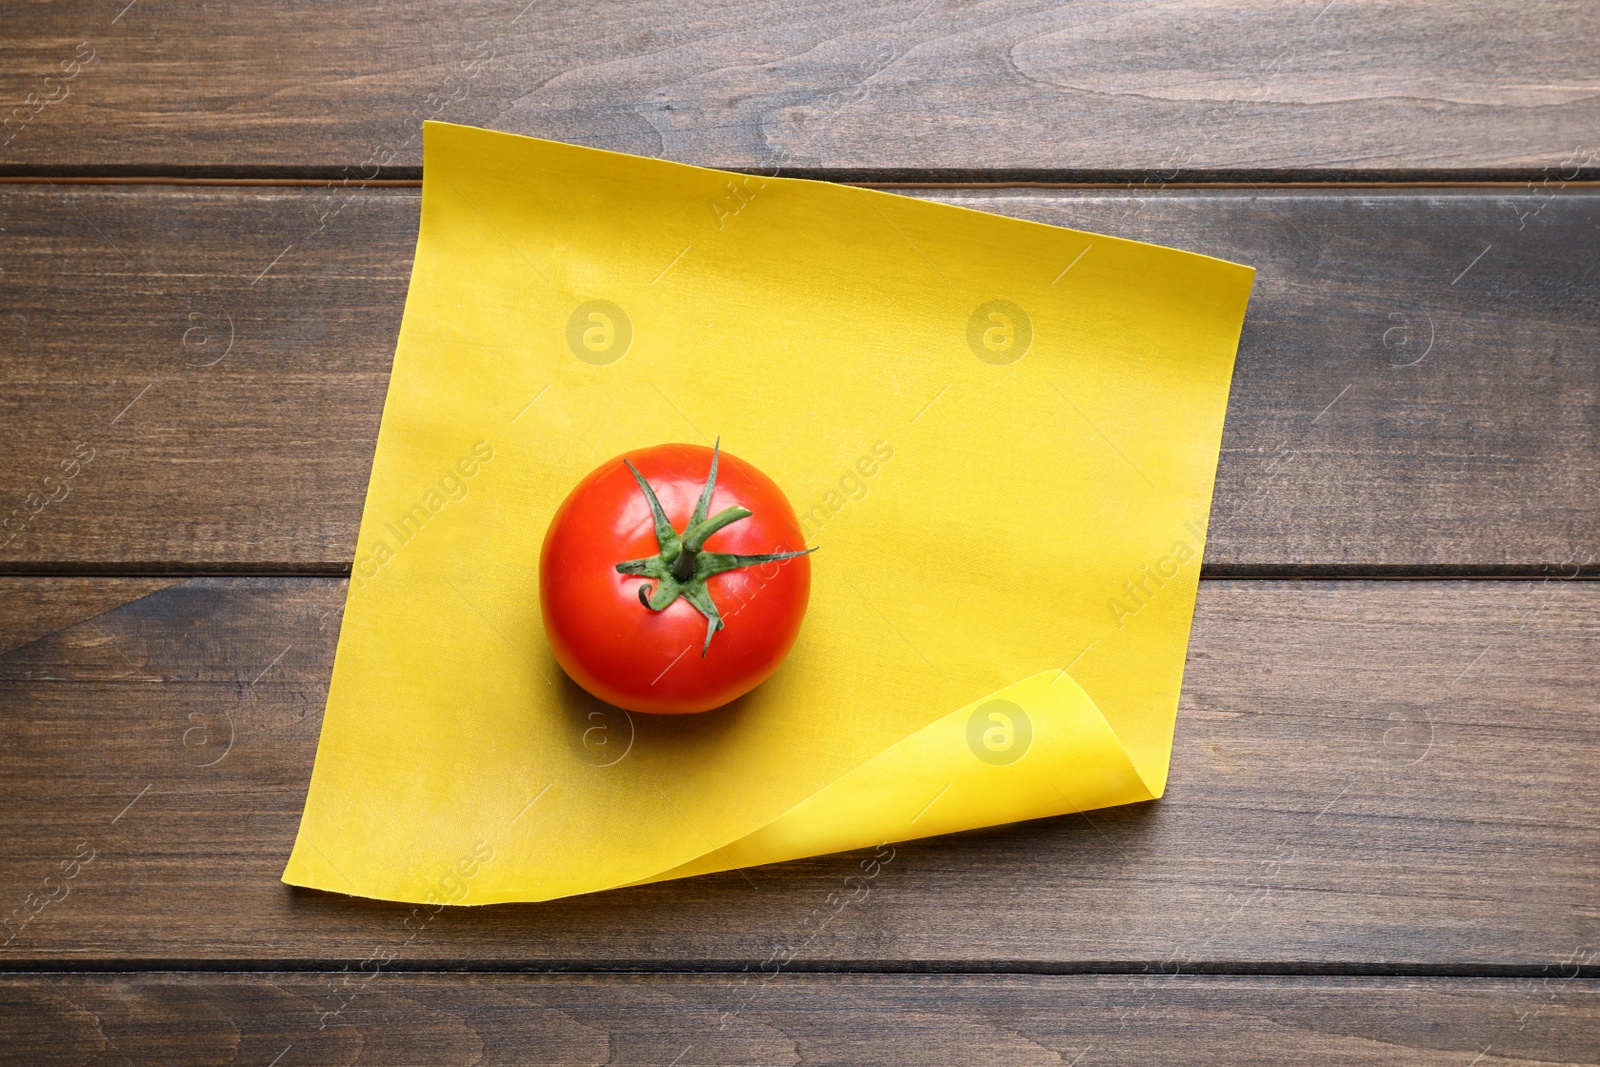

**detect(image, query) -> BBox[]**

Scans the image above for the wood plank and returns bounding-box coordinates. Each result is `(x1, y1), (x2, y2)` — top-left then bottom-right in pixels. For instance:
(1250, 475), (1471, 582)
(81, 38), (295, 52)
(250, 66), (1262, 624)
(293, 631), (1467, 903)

(0, 578), (179, 657)
(3, 184), (1597, 572)
(4, 973), (1598, 1065)
(3, 2), (1599, 178)
(1, 577), (1594, 966)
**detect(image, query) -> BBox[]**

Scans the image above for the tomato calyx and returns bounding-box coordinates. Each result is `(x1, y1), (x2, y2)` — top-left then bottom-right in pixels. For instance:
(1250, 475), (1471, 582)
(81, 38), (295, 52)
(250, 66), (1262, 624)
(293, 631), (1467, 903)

(615, 440), (815, 656)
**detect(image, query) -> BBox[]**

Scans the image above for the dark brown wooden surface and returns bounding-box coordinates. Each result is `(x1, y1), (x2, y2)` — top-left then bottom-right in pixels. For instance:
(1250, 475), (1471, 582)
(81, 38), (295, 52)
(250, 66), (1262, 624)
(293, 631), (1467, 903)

(3, 1), (1599, 179)
(2, 577), (1593, 966)
(5, 973), (1598, 1066)
(6, 1), (1599, 1058)
(0, 578), (178, 656)
(4, 184), (1597, 573)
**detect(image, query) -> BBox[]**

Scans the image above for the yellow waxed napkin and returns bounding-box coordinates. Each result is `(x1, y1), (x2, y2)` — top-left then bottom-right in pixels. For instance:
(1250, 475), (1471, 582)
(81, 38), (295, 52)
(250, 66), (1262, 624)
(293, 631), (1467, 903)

(283, 121), (1253, 905)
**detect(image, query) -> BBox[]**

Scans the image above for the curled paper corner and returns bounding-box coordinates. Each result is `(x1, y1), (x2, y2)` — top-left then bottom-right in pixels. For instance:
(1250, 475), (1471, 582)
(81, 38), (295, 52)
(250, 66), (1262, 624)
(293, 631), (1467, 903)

(282, 669), (1164, 906)
(629, 670), (1159, 890)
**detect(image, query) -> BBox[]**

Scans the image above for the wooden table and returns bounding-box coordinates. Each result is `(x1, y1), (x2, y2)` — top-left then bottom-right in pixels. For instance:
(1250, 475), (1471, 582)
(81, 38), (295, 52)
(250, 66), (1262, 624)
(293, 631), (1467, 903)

(3, 3), (1597, 1063)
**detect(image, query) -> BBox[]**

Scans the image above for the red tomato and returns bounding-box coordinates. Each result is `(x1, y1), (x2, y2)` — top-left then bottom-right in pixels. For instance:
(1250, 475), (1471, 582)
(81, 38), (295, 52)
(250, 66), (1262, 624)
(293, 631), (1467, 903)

(540, 442), (813, 714)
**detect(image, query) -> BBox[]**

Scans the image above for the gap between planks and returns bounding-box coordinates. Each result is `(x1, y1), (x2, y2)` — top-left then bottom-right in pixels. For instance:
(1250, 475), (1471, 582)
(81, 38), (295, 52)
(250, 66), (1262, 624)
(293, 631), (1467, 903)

(1, 961), (1596, 979)
(4, 175), (1600, 191)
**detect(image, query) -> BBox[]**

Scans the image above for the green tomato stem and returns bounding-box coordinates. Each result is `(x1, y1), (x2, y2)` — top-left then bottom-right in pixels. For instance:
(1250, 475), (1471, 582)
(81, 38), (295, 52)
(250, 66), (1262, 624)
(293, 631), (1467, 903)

(614, 439), (815, 655)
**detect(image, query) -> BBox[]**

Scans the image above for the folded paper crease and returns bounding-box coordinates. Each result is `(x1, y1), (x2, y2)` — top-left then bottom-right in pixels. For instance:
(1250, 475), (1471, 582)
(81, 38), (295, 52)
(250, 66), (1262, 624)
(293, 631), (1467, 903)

(632, 670), (1154, 887)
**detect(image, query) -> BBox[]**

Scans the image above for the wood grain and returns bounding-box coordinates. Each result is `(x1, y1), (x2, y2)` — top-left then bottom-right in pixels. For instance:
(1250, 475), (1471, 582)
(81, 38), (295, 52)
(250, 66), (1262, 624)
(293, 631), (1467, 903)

(3, 972), (1598, 1066)
(7, 0), (1595, 1048)
(3, 2), (1599, 178)
(2, 184), (1597, 572)
(1, 577), (1594, 966)
(0, 579), (179, 656)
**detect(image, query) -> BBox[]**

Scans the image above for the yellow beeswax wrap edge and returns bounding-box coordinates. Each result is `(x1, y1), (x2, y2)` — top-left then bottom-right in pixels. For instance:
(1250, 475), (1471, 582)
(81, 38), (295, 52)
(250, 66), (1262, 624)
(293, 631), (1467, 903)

(630, 671), (1151, 886)
(282, 121), (1253, 906)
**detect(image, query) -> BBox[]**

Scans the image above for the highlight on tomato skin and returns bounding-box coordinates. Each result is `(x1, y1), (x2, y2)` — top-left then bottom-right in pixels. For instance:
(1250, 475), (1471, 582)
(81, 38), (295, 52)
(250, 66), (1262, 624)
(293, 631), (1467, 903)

(539, 441), (814, 715)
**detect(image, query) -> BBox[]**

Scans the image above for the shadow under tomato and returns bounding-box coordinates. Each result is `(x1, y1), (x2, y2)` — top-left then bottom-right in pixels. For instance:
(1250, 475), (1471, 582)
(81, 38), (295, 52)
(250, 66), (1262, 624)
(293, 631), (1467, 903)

(552, 665), (755, 767)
